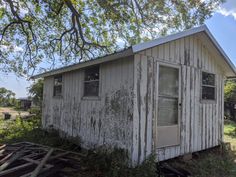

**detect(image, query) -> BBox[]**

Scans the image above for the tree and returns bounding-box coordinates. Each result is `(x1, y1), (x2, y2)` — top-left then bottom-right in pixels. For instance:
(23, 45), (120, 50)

(0, 0), (224, 76)
(225, 80), (236, 102)
(0, 87), (16, 106)
(28, 79), (43, 107)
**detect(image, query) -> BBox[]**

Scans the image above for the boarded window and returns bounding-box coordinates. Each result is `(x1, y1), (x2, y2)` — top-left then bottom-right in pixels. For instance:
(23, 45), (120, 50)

(84, 66), (99, 96)
(202, 72), (215, 100)
(53, 75), (62, 97)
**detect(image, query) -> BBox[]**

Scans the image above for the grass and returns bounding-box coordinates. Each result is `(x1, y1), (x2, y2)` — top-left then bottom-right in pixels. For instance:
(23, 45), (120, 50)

(170, 148), (236, 177)
(168, 119), (236, 177)
(1, 108), (236, 177)
(224, 120), (236, 150)
(0, 115), (79, 151)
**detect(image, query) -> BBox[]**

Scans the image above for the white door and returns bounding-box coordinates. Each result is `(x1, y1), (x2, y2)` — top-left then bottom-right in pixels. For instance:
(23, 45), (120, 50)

(156, 64), (181, 148)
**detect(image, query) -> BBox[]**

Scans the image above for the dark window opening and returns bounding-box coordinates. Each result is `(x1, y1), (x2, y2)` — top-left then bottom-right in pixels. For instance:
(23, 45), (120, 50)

(53, 75), (62, 97)
(202, 72), (215, 100)
(84, 66), (99, 97)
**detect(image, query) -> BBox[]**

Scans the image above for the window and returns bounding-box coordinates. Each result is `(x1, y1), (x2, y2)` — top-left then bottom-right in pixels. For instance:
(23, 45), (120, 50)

(202, 72), (215, 100)
(84, 66), (99, 97)
(53, 75), (62, 97)
(158, 65), (179, 126)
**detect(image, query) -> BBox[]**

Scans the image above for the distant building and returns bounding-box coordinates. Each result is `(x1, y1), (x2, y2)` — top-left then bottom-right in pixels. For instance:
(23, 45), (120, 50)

(17, 98), (32, 110)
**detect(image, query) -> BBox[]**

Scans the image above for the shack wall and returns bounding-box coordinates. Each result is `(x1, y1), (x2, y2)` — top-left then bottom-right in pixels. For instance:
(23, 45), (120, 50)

(42, 57), (134, 155)
(132, 32), (225, 165)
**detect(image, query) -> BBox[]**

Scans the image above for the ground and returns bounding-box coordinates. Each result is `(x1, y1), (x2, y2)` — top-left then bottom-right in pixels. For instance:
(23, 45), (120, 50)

(224, 120), (236, 150)
(1, 107), (236, 177)
(0, 107), (29, 119)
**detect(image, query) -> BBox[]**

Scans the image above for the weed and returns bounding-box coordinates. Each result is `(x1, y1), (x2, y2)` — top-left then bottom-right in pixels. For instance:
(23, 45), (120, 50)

(82, 149), (157, 177)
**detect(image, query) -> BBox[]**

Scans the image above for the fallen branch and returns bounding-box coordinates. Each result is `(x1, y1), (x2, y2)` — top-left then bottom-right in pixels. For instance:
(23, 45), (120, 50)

(30, 148), (54, 177)
(0, 145), (6, 151)
(0, 162), (33, 176)
(0, 146), (25, 172)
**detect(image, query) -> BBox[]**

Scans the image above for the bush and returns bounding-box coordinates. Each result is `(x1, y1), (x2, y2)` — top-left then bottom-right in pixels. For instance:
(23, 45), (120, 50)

(28, 107), (41, 115)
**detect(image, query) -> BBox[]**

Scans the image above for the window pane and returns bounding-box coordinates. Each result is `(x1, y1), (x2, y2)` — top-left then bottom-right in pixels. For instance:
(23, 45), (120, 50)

(84, 66), (100, 96)
(158, 97), (178, 126)
(54, 85), (62, 96)
(202, 86), (215, 100)
(84, 81), (99, 96)
(54, 75), (62, 86)
(85, 66), (99, 81)
(159, 66), (179, 97)
(202, 72), (215, 86)
(53, 75), (62, 97)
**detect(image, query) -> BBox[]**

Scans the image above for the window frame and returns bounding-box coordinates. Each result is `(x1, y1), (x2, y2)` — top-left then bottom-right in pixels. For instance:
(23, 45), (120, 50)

(83, 65), (100, 99)
(157, 62), (181, 127)
(53, 75), (63, 98)
(201, 71), (216, 103)
(155, 62), (181, 148)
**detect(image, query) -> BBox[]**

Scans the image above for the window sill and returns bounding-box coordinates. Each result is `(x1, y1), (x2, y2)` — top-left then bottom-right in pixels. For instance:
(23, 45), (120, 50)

(201, 99), (216, 104)
(53, 95), (63, 99)
(82, 96), (101, 101)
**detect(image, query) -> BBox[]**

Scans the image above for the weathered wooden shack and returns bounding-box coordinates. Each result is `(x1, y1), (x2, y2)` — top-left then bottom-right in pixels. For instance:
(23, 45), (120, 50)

(17, 97), (32, 110)
(32, 25), (236, 166)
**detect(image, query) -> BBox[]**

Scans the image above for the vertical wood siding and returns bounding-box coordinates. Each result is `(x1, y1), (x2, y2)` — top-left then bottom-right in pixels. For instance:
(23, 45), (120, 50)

(42, 32), (226, 166)
(42, 57), (134, 157)
(133, 33), (225, 164)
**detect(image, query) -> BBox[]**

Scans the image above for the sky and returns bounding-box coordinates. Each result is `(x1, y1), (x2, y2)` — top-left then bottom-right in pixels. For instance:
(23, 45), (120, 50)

(1, 0), (236, 98)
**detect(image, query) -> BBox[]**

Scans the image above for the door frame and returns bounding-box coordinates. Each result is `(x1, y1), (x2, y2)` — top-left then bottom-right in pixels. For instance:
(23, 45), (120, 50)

(154, 61), (182, 149)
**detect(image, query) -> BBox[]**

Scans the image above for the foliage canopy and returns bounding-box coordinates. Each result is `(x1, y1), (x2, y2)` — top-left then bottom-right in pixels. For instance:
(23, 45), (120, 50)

(28, 78), (43, 107)
(225, 80), (236, 102)
(0, 0), (224, 76)
(0, 87), (16, 106)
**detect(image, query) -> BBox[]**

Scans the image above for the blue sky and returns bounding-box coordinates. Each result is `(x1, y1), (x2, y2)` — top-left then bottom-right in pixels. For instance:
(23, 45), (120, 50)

(1, 0), (236, 98)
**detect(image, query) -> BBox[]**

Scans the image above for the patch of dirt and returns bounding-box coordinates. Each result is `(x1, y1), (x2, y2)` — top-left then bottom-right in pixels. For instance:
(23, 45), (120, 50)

(0, 107), (29, 119)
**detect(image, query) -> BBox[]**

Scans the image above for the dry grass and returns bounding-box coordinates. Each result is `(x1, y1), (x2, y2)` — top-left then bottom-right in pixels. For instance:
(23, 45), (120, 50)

(0, 107), (29, 120)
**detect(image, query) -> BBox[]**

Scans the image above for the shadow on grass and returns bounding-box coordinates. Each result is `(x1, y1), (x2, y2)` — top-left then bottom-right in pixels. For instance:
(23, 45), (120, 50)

(169, 146), (236, 177)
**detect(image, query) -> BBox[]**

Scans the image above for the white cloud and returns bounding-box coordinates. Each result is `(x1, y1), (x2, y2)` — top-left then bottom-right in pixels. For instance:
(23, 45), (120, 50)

(218, 7), (236, 20)
(217, 0), (236, 20)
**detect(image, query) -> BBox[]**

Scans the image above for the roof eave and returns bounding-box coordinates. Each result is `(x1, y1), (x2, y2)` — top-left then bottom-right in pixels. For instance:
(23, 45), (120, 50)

(132, 25), (206, 53)
(32, 25), (236, 79)
(31, 48), (133, 79)
(203, 27), (236, 77)
(132, 25), (236, 76)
